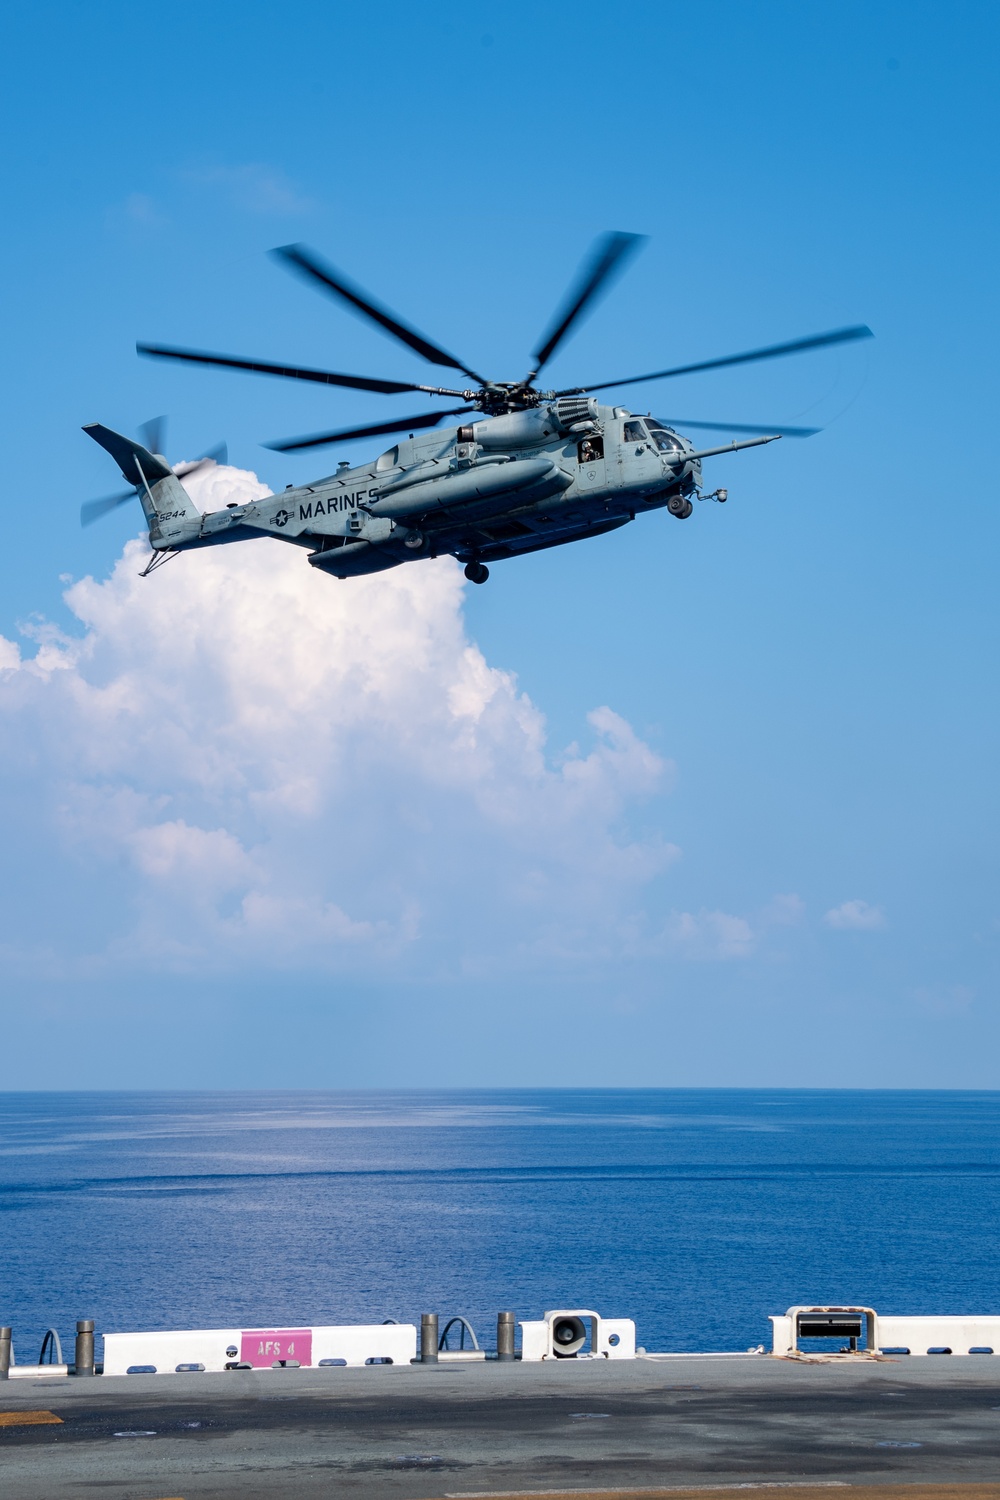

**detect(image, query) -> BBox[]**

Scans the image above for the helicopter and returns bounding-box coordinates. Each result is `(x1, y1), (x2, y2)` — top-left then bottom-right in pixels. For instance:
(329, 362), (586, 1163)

(83, 233), (872, 585)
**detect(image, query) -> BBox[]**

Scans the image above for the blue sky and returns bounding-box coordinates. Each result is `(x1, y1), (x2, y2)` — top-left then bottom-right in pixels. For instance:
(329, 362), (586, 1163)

(0, 0), (997, 1087)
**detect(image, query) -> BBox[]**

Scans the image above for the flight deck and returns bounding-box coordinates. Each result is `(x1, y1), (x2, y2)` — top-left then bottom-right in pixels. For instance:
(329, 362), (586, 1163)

(3, 1353), (1000, 1500)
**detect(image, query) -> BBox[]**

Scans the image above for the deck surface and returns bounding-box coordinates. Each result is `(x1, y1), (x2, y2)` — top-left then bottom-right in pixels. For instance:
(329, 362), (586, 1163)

(2, 1354), (1000, 1499)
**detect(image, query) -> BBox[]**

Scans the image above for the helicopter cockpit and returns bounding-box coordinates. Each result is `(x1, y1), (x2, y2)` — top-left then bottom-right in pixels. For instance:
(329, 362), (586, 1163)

(623, 416), (685, 455)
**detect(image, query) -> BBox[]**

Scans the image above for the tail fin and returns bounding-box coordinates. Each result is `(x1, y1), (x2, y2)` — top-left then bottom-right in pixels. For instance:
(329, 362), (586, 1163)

(83, 423), (202, 547)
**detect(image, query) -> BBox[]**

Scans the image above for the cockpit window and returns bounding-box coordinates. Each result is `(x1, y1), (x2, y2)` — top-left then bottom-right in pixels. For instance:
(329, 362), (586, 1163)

(645, 419), (684, 454)
(375, 446), (399, 471)
(623, 420), (647, 444)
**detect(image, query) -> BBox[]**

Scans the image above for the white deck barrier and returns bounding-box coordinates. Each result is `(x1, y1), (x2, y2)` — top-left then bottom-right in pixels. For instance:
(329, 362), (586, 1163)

(102, 1322), (417, 1377)
(519, 1309), (636, 1361)
(770, 1305), (1000, 1356)
(876, 1316), (1000, 1355)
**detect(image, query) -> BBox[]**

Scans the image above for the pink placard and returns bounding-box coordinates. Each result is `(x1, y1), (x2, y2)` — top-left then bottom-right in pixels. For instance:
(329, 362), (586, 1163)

(240, 1328), (313, 1367)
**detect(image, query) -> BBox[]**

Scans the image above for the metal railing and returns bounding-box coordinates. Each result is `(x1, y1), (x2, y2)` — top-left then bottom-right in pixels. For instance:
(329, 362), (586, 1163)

(39, 1328), (64, 1365)
(439, 1316), (480, 1352)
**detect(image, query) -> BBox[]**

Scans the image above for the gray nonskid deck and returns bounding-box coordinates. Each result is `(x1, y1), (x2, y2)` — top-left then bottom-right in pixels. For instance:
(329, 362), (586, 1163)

(2, 1355), (1000, 1500)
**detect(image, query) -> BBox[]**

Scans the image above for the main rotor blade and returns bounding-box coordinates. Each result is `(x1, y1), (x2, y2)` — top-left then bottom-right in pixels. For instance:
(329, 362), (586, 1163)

(662, 417), (820, 437)
(138, 415), (166, 456)
(559, 324), (874, 397)
(137, 343), (466, 398)
(271, 244), (487, 385)
(264, 406), (475, 454)
(80, 489), (136, 527)
(531, 231), (646, 376)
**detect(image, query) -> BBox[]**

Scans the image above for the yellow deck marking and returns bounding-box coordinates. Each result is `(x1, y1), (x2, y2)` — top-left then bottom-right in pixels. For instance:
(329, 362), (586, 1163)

(0, 1409), (63, 1426)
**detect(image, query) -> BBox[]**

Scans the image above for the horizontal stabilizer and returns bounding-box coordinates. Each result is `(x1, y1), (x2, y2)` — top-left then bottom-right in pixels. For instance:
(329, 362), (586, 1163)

(82, 423), (174, 488)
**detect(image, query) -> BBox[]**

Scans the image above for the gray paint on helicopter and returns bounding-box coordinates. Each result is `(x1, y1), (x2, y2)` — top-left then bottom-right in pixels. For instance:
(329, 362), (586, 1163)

(82, 233), (872, 585)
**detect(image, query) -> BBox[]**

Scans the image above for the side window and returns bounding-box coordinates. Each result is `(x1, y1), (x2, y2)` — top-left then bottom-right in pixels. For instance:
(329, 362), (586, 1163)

(623, 421), (646, 444)
(375, 446), (399, 471)
(577, 435), (604, 463)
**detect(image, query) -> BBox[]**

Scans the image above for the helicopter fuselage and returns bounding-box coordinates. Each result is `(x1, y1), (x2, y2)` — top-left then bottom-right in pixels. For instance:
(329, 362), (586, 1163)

(165, 398), (747, 581)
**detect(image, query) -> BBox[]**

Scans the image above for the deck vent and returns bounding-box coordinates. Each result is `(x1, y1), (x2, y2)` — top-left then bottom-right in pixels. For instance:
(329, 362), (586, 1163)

(797, 1315), (864, 1340)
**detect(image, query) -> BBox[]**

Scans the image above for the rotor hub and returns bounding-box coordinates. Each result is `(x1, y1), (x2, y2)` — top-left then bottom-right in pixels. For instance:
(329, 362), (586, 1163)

(473, 383), (552, 417)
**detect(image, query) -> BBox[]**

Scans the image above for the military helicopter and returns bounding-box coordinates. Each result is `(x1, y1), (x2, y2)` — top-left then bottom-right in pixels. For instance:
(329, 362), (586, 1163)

(83, 233), (872, 584)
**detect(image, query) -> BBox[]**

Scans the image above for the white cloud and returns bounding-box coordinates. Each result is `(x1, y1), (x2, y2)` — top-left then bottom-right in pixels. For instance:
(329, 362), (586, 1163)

(762, 892), (805, 927)
(824, 899), (886, 931)
(0, 464), (680, 979)
(662, 908), (755, 960)
(181, 162), (314, 214)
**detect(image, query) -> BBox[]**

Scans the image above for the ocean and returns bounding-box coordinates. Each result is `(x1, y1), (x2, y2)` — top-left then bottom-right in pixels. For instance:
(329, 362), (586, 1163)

(2, 1088), (999, 1361)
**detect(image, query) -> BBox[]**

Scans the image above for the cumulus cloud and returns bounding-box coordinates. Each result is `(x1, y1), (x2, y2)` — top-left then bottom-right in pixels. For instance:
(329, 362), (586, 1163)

(823, 899), (886, 931)
(0, 464), (682, 980)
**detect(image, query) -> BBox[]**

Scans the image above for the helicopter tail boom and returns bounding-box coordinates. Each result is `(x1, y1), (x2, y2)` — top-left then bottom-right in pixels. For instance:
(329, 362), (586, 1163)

(83, 423), (202, 548)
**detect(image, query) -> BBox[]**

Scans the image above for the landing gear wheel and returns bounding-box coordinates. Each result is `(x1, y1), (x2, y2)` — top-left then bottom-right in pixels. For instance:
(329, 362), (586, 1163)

(464, 561), (490, 585)
(668, 495), (694, 519)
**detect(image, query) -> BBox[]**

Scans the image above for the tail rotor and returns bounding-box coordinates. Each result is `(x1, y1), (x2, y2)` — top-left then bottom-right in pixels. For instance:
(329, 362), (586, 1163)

(80, 417), (226, 527)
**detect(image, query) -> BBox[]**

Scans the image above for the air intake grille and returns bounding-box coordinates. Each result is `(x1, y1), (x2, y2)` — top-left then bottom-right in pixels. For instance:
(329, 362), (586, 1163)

(551, 396), (599, 428)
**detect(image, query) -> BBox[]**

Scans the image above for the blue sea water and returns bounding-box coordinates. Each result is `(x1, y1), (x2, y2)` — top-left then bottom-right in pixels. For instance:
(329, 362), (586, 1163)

(2, 1089), (1000, 1361)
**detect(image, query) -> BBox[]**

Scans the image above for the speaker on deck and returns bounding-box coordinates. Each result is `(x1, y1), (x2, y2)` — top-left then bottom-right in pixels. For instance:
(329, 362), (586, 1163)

(550, 1315), (587, 1357)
